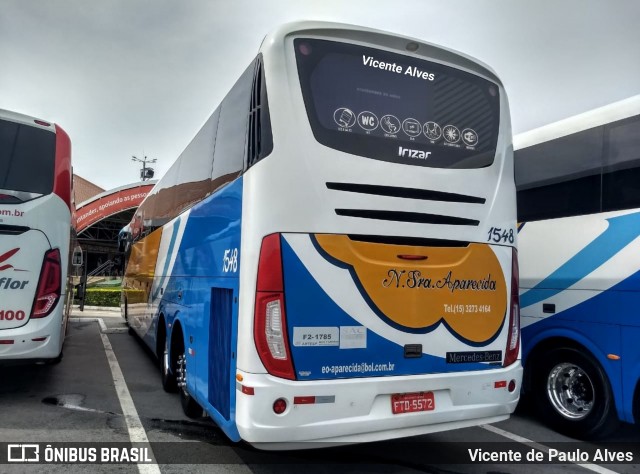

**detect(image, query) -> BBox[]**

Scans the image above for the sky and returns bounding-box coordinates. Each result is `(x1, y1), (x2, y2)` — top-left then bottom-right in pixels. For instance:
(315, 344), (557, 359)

(1, 0), (639, 191)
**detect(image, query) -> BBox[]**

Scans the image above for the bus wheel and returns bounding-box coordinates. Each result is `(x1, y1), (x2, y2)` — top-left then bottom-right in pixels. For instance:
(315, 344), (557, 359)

(46, 351), (64, 365)
(124, 300), (135, 335)
(176, 350), (203, 418)
(532, 347), (618, 439)
(161, 338), (177, 393)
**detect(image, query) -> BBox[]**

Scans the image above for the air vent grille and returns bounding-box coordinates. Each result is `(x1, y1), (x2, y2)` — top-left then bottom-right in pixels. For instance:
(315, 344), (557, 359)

(247, 57), (273, 167)
(335, 209), (479, 226)
(327, 182), (485, 204)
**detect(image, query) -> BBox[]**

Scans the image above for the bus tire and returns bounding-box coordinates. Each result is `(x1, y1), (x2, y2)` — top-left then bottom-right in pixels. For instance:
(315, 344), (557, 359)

(46, 351), (64, 365)
(161, 337), (177, 393)
(180, 383), (202, 419)
(532, 347), (618, 439)
(124, 298), (132, 325)
(175, 339), (203, 418)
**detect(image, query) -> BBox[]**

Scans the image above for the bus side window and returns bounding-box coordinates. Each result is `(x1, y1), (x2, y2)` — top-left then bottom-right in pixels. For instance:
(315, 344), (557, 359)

(212, 60), (254, 189)
(516, 126), (603, 222)
(602, 116), (640, 212)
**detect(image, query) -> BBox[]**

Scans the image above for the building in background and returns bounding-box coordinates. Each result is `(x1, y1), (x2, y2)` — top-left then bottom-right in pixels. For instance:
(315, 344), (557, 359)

(73, 174), (155, 275)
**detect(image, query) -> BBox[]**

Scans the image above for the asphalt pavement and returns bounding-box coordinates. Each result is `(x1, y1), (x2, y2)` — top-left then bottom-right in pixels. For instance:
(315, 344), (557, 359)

(0, 307), (638, 473)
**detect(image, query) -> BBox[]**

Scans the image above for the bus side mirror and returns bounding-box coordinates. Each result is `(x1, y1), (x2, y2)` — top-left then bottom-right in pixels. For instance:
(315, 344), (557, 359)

(72, 246), (83, 267)
(118, 232), (132, 253)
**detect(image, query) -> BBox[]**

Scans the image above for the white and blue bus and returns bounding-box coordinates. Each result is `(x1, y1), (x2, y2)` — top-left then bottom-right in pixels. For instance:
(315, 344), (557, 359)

(517, 95), (640, 438)
(122, 21), (521, 449)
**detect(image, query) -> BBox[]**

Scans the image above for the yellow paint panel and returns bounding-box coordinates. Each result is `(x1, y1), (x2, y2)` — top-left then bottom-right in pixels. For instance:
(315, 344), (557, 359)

(314, 234), (507, 343)
(122, 228), (163, 302)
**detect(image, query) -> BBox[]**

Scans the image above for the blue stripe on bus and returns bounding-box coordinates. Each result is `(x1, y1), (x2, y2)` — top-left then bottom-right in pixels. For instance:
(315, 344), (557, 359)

(521, 211), (640, 308)
(152, 217), (181, 301)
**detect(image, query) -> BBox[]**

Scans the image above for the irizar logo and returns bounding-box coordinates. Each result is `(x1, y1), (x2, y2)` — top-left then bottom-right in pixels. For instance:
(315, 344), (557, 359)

(398, 146), (431, 160)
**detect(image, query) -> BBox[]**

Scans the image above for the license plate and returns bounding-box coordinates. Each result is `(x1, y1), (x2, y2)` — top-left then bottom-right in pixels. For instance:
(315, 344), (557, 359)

(391, 391), (435, 414)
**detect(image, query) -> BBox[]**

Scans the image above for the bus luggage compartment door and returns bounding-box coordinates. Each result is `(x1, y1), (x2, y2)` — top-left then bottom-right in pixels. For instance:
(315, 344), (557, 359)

(208, 287), (234, 420)
(280, 233), (511, 381)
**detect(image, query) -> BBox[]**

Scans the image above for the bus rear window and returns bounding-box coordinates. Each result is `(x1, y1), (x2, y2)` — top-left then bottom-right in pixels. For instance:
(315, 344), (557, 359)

(0, 119), (55, 196)
(294, 38), (500, 169)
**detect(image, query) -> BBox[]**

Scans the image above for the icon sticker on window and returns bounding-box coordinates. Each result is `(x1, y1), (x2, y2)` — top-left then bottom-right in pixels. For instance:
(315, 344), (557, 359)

(380, 115), (400, 134)
(357, 111), (379, 131)
(402, 118), (422, 138)
(443, 125), (460, 143)
(423, 121), (442, 141)
(333, 108), (356, 128)
(462, 128), (479, 147)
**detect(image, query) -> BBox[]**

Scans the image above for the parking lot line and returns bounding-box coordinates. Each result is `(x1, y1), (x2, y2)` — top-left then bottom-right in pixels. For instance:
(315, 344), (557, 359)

(481, 424), (619, 474)
(78, 318), (162, 474)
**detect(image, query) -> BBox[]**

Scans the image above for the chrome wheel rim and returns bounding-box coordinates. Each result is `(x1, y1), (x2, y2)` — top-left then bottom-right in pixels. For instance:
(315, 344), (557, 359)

(547, 362), (595, 420)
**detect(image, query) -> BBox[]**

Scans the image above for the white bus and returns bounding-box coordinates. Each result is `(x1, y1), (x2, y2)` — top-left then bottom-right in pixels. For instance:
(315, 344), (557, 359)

(517, 95), (640, 438)
(0, 109), (76, 364)
(122, 21), (521, 449)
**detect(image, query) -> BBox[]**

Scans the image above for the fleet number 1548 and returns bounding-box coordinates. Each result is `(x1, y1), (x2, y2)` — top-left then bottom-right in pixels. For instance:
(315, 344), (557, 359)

(487, 227), (514, 244)
(222, 248), (238, 273)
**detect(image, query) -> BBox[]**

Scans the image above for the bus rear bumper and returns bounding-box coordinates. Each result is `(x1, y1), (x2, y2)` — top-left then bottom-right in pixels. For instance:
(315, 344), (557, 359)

(235, 362), (523, 449)
(0, 310), (64, 362)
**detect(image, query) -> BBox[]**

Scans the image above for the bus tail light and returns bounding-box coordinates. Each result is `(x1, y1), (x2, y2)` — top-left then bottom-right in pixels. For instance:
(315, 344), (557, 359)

(503, 248), (520, 367)
(31, 249), (62, 319)
(254, 234), (295, 380)
(265, 297), (287, 359)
